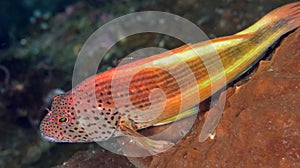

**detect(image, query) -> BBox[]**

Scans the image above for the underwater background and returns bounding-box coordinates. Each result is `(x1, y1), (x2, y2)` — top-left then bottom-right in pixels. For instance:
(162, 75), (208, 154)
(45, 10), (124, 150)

(0, 0), (298, 167)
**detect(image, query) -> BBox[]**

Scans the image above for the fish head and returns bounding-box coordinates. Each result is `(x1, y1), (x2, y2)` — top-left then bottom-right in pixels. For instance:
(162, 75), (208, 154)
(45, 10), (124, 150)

(40, 94), (93, 142)
(40, 93), (120, 143)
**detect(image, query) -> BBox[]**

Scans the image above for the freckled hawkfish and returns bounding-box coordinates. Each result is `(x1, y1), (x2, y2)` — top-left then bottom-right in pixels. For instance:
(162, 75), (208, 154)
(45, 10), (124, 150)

(40, 2), (300, 148)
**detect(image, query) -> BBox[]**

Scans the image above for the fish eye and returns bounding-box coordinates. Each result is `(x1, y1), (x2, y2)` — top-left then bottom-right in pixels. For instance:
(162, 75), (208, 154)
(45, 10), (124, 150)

(59, 117), (67, 122)
(57, 114), (70, 126)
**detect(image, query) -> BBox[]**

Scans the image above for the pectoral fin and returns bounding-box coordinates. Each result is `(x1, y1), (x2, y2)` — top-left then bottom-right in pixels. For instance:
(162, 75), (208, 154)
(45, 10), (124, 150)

(118, 118), (174, 155)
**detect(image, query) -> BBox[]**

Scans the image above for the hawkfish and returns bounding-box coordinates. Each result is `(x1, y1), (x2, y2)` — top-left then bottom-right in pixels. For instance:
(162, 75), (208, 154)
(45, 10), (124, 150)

(40, 2), (300, 153)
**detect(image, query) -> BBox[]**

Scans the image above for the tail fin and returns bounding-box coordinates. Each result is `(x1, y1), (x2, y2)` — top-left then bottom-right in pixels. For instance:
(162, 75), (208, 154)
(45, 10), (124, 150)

(236, 2), (300, 35)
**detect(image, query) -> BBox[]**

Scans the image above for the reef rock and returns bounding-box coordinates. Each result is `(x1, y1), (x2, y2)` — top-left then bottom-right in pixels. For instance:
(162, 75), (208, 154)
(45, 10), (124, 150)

(148, 28), (300, 168)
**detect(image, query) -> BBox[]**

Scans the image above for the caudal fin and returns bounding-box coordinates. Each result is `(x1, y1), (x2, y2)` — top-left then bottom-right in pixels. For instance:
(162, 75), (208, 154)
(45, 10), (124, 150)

(236, 2), (300, 35)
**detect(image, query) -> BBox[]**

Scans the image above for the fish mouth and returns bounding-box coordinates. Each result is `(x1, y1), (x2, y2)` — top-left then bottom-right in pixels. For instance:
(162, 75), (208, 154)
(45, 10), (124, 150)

(40, 131), (57, 142)
(40, 131), (70, 143)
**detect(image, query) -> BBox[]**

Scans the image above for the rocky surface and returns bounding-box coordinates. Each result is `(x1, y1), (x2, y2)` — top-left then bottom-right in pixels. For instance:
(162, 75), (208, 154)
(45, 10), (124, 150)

(147, 28), (300, 167)
(53, 149), (135, 168)
(56, 28), (300, 168)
